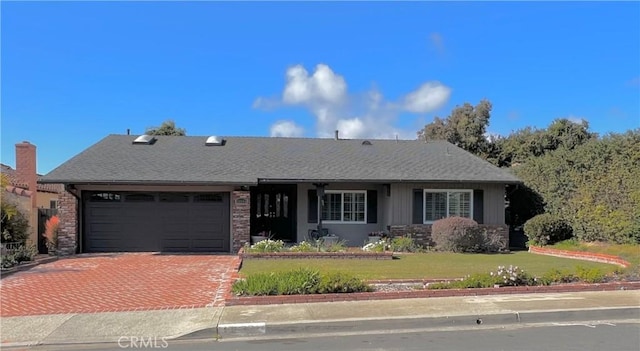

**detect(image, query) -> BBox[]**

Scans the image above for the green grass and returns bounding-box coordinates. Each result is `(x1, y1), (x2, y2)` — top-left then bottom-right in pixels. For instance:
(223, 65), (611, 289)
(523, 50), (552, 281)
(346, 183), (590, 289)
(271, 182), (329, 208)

(239, 251), (618, 280)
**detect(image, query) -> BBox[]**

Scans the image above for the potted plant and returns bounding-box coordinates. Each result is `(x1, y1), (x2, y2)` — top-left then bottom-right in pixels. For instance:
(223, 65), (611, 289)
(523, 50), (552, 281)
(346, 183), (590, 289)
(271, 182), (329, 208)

(43, 215), (60, 256)
(251, 230), (270, 244)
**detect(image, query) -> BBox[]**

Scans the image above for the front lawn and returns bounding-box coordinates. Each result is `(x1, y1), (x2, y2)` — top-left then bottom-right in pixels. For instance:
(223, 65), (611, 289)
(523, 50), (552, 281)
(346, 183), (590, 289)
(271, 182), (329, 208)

(239, 251), (618, 280)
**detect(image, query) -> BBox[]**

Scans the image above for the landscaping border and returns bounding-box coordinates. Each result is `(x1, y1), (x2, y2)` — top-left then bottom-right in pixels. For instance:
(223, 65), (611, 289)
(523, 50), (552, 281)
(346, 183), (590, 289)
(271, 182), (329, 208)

(528, 246), (631, 268)
(239, 248), (394, 260)
(225, 281), (640, 306)
(0, 256), (58, 279)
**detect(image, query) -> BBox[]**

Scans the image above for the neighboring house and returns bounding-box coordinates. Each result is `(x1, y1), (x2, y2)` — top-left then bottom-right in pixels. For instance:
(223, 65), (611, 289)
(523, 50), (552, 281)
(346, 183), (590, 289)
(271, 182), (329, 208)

(40, 133), (521, 255)
(2, 142), (61, 247)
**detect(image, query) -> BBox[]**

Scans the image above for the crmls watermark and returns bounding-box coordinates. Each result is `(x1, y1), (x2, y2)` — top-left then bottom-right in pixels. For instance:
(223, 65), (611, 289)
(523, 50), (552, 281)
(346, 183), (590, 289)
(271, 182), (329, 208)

(118, 336), (169, 349)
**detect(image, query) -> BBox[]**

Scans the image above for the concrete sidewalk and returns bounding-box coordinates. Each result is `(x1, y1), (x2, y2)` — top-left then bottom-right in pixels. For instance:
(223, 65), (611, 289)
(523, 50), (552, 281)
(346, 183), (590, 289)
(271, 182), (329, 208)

(1, 290), (639, 347)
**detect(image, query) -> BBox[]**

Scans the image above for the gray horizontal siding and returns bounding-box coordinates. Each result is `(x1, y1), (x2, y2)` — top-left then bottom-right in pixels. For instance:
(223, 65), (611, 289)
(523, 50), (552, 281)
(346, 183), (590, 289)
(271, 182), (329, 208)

(390, 182), (506, 225)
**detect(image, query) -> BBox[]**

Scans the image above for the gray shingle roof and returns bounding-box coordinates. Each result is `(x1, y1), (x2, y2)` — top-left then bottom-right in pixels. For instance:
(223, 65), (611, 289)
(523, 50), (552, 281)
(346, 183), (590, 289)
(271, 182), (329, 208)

(40, 135), (521, 185)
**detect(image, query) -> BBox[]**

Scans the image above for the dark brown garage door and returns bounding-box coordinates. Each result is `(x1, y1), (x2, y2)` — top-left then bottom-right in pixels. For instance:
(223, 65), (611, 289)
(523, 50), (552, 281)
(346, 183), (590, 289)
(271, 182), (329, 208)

(83, 192), (230, 252)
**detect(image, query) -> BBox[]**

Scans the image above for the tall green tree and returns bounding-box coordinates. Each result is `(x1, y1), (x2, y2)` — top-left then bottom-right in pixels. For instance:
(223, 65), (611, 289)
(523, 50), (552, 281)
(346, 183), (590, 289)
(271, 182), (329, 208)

(145, 120), (187, 136)
(498, 118), (596, 167)
(417, 99), (493, 157)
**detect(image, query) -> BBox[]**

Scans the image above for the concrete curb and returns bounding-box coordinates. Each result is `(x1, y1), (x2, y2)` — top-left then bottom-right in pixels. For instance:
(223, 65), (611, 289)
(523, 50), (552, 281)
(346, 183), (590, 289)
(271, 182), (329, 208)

(0, 256), (58, 279)
(209, 307), (640, 341)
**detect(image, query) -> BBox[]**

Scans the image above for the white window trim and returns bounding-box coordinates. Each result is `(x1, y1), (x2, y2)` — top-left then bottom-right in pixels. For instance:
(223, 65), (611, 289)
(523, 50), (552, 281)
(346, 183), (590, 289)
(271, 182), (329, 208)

(322, 190), (367, 224)
(423, 189), (473, 224)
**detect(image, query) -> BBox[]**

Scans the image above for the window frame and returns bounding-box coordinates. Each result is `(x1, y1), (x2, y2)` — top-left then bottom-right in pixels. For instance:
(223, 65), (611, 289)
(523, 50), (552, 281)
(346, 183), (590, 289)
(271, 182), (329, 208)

(423, 189), (473, 224)
(322, 190), (367, 224)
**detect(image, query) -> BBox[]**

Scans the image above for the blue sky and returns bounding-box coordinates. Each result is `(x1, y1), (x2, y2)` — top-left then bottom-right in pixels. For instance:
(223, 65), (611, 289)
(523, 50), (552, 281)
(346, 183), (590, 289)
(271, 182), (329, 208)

(2, 1), (639, 174)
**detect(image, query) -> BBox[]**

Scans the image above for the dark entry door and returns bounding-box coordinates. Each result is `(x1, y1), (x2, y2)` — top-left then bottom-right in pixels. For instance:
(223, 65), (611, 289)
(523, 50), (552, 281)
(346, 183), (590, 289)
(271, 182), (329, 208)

(250, 185), (297, 242)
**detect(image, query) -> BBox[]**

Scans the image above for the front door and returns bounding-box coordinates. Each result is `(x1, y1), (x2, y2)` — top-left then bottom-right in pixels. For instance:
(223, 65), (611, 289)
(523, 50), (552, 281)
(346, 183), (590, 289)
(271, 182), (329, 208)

(250, 184), (297, 242)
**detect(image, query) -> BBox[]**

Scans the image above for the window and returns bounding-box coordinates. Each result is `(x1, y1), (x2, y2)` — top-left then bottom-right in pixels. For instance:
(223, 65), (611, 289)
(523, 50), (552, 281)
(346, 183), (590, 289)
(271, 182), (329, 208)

(49, 200), (58, 209)
(89, 192), (121, 202)
(424, 189), (472, 223)
(159, 193), (189, 203)
(194, 193), (224, 202)
(321, 191), (366, 223)
(125, 193), (156, 202)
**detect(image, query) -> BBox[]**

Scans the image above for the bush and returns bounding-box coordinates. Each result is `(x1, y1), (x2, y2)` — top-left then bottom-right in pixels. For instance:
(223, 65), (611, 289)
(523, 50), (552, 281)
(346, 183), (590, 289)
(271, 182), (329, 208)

(523, 213), (573, 246)
(431, 217), (480, 252)
(575, 266), (607, 283)
(390, 236), (419, 252)
(232, 269), (371, 296)
(14, 244), (37, 263)
(428, 265), (536, 289)
(289, 241), (316, 252)
(318, 271), (373, 293)
(538, 268), (576, 286)
(1, 204), (30, 244)
(431, 217), (506, 253)
(245, 239), (286, 253)
(362, 240), (388, 252)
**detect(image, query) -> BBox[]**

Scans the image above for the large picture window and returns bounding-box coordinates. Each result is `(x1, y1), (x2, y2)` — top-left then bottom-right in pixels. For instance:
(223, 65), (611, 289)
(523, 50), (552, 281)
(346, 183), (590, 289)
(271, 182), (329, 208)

(424, 189), (472, 223)
(321, 191), (366, 223)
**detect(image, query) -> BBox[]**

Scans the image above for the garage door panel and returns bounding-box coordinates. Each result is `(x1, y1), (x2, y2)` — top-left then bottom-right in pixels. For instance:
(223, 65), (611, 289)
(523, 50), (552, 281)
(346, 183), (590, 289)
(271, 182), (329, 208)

(84, 192), (230, 252)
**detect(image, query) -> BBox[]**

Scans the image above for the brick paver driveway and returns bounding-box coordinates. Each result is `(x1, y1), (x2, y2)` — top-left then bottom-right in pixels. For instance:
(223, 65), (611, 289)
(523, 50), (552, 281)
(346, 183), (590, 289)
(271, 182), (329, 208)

(0, 253), (240, 317)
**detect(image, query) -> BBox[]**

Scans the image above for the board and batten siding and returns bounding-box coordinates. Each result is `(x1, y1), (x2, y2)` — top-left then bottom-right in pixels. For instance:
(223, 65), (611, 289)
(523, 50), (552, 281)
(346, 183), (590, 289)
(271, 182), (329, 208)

(296, 183), (387, 246)
(390, 182), (506, 225)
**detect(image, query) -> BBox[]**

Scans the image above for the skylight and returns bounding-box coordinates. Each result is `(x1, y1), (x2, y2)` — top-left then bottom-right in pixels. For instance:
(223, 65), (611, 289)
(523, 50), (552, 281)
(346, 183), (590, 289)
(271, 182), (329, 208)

(206, 136), (225, 146)
(132, 135), (156, 145)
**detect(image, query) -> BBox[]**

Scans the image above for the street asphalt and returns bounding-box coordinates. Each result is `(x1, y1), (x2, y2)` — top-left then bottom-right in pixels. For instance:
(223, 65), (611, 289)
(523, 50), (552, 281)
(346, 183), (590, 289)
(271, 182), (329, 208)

(1, 290), (638, 347)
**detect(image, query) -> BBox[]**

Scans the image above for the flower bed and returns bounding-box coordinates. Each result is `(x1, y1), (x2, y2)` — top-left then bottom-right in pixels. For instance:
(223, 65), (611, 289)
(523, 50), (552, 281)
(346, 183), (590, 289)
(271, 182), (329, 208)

(239, 247), (394, 260)
(225, 280), (640, 306)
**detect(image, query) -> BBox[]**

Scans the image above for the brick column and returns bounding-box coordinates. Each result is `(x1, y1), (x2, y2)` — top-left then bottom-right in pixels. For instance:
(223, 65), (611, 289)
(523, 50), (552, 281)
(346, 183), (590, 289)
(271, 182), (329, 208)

(56, 188), (78, 255)
(232, 190), (250, 252)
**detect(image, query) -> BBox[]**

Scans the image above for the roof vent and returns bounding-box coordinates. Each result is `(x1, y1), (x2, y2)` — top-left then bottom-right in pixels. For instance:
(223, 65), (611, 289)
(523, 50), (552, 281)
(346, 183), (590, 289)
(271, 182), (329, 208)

(132, 134), (156, 145)
(362, 140), (372, 146)
(205, 136), (225, 146)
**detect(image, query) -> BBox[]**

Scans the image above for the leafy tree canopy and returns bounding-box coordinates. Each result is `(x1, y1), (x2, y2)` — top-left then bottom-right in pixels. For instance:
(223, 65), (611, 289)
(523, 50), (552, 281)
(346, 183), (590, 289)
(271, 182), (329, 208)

(145, 119), (186, 136)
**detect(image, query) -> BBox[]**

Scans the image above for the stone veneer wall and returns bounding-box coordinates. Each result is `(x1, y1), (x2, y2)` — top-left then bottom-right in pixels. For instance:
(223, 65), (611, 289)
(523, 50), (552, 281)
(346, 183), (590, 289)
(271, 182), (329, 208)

(232, 190), (250, 253)
(56, 188), (78, 256)
(390, 224), (509, 249)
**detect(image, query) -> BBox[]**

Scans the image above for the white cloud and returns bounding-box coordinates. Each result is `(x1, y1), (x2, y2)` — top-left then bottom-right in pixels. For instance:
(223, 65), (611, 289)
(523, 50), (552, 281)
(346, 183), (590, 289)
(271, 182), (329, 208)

(270, 120), (304, 137)
(282, 64), (347, 105)
(402, 82), (452, 113)
(259, 64), (452, 140)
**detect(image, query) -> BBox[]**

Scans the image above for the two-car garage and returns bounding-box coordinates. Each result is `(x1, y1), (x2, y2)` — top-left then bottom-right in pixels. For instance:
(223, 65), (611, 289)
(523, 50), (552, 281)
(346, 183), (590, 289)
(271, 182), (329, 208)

(82, 191), (230, 253)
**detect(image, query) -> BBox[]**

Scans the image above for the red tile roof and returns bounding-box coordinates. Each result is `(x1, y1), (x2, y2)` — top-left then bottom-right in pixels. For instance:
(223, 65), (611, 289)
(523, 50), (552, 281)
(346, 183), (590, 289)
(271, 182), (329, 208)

(1, 164), (61, 194)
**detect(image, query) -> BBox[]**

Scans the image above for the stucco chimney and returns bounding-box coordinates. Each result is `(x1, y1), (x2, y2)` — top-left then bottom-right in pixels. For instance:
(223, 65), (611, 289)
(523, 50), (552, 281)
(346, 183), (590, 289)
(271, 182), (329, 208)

(15, 141), (37, 208)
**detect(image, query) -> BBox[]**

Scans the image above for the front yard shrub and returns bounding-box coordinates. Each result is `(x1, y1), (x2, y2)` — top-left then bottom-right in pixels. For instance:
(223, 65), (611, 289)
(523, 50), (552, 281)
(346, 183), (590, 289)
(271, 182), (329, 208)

(431, 217), (505, 253)
(289, 241), (316, 252)
(390, 236), (419, 252)
(1, 254), (18, 269)
(1, 203), (30, 243)
(14, 244), (37, 263)
(232, 269), (371, 296)
(523, 213), (573, 246)
(538, 268), (576, 285)
(318, 271), (373, 293)
(245, 239), (286, 253)
(575, 265), (607, 283)
(429, 265), (535, 289)
(362, 240), (388, 252)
